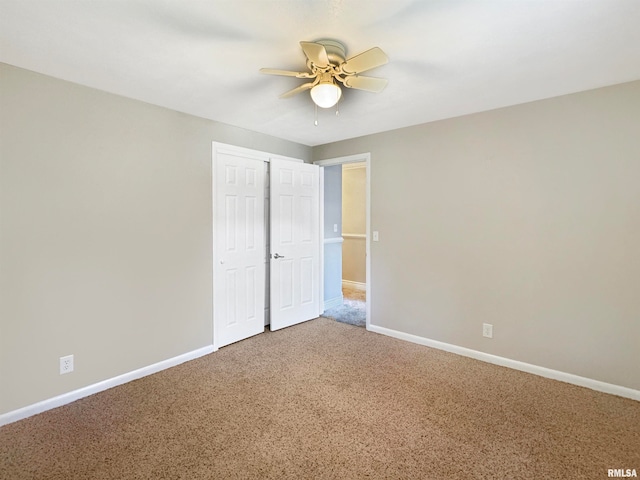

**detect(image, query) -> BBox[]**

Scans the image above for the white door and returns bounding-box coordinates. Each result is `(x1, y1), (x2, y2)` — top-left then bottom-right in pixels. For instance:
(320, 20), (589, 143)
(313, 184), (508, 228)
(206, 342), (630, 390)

(270, 158), (321, 330)
(214, 151), (266, 348)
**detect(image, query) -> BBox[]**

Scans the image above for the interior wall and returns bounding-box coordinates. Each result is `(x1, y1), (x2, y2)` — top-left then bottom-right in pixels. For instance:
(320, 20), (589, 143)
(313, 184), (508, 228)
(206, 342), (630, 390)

(342, 163), (367, 285)
(0, 63), (312, 415)
(323, 165), (343, 304)
(313, 80), (640, 391)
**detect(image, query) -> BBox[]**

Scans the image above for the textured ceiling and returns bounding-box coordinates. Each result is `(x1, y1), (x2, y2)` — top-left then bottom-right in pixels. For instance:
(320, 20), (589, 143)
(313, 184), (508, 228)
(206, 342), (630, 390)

(1, 0), (640, 146)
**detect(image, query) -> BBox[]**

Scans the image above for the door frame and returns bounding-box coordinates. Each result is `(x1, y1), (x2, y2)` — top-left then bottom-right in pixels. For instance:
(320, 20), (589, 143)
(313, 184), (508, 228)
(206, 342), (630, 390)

(212, 142), (303, 350)
(313, 153), (372, 330)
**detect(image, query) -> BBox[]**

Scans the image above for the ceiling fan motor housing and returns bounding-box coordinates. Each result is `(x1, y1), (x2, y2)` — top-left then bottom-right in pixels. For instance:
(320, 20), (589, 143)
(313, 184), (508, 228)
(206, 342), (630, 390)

(315, 39), (346, 66)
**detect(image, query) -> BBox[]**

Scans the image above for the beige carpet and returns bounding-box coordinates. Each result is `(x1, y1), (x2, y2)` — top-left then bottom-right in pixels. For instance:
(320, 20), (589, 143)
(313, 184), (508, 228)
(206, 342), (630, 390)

(1, 318), (639, 479)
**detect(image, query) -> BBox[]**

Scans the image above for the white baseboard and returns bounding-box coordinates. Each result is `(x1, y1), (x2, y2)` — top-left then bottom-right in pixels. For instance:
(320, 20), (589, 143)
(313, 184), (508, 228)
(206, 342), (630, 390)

(324, 294), (344, 311)
(342, 280), (366, 291)
(368, 324), (640, 402)
(0, 345), (215, 427)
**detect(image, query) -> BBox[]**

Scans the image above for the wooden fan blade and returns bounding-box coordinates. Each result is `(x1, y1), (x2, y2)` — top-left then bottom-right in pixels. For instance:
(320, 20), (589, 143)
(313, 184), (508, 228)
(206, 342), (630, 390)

(260, 68), (312, 78)
(341, 47), (388, 74)
(343, 75), (388, 93)
(300, 41), (330, 68)
(279, 82), (315, 99)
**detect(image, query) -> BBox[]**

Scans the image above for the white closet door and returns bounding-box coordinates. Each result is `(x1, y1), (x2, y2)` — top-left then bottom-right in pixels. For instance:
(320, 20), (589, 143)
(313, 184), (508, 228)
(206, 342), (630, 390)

(214, 152), (265, 348)
(269, 158), (321, 330)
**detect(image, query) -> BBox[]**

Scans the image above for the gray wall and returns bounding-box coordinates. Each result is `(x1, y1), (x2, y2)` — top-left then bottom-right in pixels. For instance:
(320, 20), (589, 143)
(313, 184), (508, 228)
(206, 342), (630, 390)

(0, 63), (311, 414)
(323, 165), (343, 304)
(323, 166), (342, 238)
(314, 81), (640, 390)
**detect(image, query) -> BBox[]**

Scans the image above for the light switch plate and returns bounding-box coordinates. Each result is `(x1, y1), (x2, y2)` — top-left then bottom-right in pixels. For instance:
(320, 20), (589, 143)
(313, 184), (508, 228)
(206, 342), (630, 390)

(373, 231), (379, 241)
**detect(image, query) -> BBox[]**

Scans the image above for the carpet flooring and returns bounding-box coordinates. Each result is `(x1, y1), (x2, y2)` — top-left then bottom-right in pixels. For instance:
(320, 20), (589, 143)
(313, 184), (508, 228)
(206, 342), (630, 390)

(322, 285), (366, 327)
(1, 317), (639, 479)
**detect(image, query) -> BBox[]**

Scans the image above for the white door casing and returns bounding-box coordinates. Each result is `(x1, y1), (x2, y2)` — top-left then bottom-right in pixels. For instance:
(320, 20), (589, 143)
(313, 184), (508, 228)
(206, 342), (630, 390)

(213, 150), (266, 348)
(264, 163), (271, 326)
(269, 158), (321, 330)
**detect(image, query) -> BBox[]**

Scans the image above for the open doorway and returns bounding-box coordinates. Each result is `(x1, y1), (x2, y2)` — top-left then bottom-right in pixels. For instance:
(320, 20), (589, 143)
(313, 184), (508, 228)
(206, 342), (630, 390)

(314, 154), (371, 329)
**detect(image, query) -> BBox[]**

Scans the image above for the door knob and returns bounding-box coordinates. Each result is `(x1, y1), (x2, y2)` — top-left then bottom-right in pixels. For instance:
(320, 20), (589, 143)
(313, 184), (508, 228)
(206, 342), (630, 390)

(273, 253), (284, 259)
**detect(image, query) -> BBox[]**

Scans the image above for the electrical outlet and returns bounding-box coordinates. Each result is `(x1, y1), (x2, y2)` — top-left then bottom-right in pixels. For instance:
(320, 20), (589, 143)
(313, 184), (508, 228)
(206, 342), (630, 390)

(482, 323), (493, 339)
(60, 354), (74, 375)
(333, 223), (338, 233)
(373, 231), (379, 241)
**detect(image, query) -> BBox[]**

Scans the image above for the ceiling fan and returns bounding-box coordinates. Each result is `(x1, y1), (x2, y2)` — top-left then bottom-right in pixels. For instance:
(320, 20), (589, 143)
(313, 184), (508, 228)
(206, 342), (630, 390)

(260, 39), (389, 109)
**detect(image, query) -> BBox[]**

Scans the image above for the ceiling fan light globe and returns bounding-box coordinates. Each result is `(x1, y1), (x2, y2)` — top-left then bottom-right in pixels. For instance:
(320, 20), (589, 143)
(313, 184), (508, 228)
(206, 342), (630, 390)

(310, 83), (342, 108)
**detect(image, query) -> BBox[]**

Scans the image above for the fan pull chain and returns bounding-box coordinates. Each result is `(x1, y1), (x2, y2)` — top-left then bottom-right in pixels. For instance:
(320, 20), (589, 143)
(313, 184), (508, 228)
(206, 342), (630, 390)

(314, 103), (318, 126)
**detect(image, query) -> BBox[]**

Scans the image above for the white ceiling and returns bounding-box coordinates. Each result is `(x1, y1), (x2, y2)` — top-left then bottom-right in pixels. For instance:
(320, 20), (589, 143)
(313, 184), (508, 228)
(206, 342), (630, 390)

(1, 1), (640, 147)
